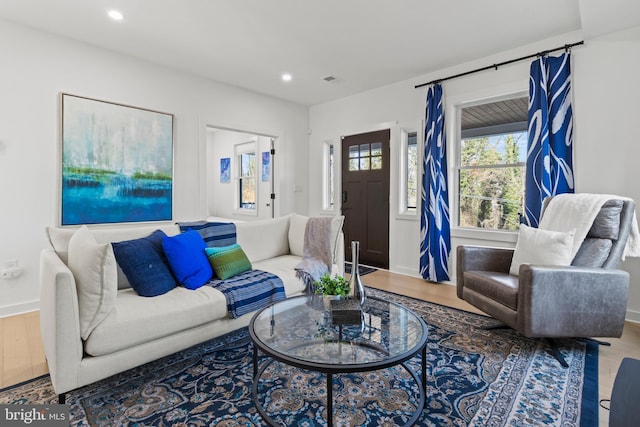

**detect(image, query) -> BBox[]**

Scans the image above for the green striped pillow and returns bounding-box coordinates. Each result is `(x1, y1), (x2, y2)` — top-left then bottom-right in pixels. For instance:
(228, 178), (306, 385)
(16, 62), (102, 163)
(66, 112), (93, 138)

(205, 244), (252, 280)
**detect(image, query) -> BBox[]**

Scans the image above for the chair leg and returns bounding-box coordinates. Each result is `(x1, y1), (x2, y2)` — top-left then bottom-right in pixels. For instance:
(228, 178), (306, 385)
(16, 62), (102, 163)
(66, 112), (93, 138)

(546, 338), (569, 368)
(58, 393), (66, 404)
(480, 325), (583, 368)
(579, 337), (612, 347)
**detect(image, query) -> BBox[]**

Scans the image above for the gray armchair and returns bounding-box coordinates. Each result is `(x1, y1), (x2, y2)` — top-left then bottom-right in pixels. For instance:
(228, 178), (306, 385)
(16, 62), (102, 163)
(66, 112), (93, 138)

(456, 197), (635, 366)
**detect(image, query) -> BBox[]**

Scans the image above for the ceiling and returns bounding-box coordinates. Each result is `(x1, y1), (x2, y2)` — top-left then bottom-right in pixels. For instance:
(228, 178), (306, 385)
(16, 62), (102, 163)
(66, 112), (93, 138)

(0, 1), (638, 106)
(461, 97), (528, 131)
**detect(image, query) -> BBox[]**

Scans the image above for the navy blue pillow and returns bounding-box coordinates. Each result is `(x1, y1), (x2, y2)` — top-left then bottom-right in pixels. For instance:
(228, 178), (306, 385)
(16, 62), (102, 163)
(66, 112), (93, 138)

(112, 230), (177, 297)
(162, 229), (213, 290)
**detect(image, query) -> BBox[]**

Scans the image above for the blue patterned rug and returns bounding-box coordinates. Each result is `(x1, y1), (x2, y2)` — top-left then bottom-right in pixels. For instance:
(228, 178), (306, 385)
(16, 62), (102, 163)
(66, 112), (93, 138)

(0, 288), (597, 426)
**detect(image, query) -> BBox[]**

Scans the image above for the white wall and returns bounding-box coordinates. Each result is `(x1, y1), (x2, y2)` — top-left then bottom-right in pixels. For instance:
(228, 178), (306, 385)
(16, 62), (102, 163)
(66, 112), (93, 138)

(0, 19), (309, 316)
(572, 25), (640, 322)
(309, 27), (640, 321)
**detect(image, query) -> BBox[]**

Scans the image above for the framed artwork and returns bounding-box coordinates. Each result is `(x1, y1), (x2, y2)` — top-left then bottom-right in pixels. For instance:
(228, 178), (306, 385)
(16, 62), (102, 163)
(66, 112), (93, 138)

(60, 93), (174, 225)
(261, 151), (270, 182)
(220, 157), (231, 183)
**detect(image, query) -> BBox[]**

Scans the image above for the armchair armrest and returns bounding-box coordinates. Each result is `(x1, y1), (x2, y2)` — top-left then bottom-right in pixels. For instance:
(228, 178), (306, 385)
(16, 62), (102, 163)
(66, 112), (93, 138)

(456, 245), (514, 297)
(518, 264), (629, 338)
(39, 248), (84, 395)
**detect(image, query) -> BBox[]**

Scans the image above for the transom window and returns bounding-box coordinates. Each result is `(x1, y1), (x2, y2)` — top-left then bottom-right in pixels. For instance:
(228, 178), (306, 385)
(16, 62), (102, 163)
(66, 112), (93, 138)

(458, 96), (527, 231)
(349, 142), (383, 171)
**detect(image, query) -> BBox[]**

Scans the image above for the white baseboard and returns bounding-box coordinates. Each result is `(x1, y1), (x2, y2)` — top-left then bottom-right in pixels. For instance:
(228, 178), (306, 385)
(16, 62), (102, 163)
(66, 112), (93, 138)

(0, 300), (40, 318)
(390, 266), (421, 278)
(626, 309), (640, 324)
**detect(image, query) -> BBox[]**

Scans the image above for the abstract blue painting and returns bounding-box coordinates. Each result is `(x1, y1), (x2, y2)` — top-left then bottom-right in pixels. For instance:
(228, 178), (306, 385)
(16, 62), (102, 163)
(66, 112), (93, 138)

(61, 94), (174, 225)
(220, 157), (231, 183)
(261, 151), (270, 182)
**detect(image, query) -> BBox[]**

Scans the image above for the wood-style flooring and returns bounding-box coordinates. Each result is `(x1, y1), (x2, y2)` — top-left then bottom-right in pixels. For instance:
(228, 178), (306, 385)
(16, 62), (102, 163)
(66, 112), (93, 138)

(1, 269), (638, 426)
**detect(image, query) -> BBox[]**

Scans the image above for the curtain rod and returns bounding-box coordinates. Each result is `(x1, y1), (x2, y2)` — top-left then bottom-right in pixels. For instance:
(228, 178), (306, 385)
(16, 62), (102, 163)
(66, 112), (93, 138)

(414, 40), (584, 89)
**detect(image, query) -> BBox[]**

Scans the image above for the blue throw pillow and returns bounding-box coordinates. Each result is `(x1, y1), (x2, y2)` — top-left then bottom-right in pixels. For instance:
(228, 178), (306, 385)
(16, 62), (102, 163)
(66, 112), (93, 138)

(162, 230), (213, 290)
(112, 230), (177, 297)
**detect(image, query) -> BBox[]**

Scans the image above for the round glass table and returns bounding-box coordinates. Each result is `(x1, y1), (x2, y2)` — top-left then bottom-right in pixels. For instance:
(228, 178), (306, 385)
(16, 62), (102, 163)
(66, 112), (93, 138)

(249, 295), (428, 426)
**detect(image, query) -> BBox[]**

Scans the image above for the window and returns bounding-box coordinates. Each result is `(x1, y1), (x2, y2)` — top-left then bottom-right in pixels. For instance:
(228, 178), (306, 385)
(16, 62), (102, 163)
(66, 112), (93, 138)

(235, 142), (256, 211)
(400, 129), (419, 214)
(348, 142), (382, 171)
(458, 96), (527, 231)
(323, 142), (335, 209)
(406, 132), (418, 210)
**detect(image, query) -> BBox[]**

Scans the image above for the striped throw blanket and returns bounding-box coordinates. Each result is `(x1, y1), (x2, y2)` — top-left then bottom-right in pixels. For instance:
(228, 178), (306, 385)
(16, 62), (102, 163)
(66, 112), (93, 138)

(177, 221), (236, 247)
(207, 269), (285, 319)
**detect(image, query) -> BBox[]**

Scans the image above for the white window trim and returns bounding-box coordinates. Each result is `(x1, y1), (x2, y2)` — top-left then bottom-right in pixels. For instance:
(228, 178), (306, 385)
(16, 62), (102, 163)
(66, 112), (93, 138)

(398, 127), (420, 218)
(234, 140), (258, 216)
(449, 89), (528, 240)
(322, 140), (336, 212)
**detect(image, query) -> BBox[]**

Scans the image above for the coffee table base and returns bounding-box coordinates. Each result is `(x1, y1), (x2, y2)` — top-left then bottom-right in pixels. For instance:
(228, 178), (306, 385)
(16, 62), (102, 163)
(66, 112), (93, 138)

(252, 347), (427, 427)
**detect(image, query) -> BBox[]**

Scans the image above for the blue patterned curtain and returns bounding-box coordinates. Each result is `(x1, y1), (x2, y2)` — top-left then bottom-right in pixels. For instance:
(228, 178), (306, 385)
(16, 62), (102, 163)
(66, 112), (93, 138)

(420, 84), (451, 282)
(524, 53), (574, 227)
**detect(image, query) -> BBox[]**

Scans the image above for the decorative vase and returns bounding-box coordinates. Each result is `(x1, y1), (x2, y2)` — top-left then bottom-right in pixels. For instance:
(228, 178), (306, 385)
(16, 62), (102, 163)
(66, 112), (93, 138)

(348, 241), (366, 306)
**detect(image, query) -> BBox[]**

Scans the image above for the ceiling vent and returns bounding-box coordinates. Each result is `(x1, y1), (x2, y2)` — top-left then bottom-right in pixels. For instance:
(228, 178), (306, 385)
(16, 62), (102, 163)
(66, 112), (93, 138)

(322, 75), (338, 83)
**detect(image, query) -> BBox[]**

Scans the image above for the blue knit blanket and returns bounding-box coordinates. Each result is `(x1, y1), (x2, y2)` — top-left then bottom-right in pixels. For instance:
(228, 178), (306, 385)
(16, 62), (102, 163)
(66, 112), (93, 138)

(207, 269), (285, 319)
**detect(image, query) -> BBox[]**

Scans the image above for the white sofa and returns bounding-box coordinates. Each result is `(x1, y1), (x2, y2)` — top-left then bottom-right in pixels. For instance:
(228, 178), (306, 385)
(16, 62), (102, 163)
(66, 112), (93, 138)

(40, 213), (344, 402)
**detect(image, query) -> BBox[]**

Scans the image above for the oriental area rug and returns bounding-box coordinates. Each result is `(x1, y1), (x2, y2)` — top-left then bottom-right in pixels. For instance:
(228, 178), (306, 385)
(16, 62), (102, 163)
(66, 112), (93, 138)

(0, 288), (597, 426)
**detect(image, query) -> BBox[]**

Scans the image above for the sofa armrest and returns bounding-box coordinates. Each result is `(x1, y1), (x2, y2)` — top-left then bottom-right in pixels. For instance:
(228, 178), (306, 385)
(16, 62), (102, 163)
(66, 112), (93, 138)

(518, 264), (629, 337)
(39, 248), (84, 395)
(456, 245), (514, 297)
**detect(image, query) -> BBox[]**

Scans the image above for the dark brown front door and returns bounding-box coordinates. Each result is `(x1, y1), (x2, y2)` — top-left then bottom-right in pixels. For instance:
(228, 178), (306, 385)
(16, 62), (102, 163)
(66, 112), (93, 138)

(341, 129), (390, 269)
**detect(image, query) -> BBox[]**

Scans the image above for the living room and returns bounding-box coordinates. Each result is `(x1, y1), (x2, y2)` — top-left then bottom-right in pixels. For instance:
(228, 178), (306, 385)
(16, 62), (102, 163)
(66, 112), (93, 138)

(1, 1), (639, 425)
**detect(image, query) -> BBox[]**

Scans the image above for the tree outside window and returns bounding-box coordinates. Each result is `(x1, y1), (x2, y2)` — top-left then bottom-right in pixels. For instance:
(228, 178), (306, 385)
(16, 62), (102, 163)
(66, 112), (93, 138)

(406, 132), (418, 210)
(459, 132), (526, 230)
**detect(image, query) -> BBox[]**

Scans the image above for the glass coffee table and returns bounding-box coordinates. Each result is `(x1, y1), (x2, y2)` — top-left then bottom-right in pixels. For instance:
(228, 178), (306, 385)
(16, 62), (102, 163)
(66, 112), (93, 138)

(249, 295), (428, 426)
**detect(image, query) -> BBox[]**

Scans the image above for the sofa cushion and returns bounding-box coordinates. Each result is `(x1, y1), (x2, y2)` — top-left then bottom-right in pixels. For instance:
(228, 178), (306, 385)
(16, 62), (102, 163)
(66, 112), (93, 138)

(112, 230), (177, 297)
(288, 213), (307, 257)
(509, 224), (575, 276)
(587, 199), (623, 240)
(252, 255), (307, 296)
(46, 224), (180, 290)
(162, 230), (213, 290)
(45, 226), (75, 264)
(67, 226), (117, 340)
(571, 238), (613, 268)
(288, 213), (345, 261)
(236, 215), (290, 262)
(205, 244), (252, 280)
(84, 286), (229, 356)
(95, 224), (181, 289)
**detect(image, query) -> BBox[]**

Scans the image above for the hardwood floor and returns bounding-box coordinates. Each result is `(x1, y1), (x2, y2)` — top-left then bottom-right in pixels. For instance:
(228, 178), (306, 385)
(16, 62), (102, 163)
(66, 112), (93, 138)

(0, 310), (48, 389)
(1, 269), (638, 426)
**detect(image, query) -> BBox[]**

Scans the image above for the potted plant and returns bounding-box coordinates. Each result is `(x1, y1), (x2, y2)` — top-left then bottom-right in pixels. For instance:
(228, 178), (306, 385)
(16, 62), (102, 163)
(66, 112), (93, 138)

(313, 273), (350, 309)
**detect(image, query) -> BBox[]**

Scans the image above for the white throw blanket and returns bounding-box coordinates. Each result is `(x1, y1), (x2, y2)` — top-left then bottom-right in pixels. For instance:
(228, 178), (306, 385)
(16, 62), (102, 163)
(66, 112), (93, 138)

(295, 217), (333, 293)
(539, 193), (640, 260)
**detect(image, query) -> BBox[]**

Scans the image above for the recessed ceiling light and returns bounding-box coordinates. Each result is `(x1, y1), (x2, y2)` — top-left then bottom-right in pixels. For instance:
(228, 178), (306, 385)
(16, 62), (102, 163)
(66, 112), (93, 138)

(281, 73), (292, 82)
(108, 10), (124, 21)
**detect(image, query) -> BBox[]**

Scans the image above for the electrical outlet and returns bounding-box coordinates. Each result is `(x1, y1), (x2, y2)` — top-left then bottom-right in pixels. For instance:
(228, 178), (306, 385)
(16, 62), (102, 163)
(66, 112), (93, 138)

(4, 259), (18, 269)
(1, 267), (22, 279)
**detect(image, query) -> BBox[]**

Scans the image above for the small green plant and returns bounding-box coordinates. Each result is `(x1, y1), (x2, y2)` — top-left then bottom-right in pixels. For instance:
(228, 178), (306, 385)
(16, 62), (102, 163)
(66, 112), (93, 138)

(313, 273), (350, 297)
